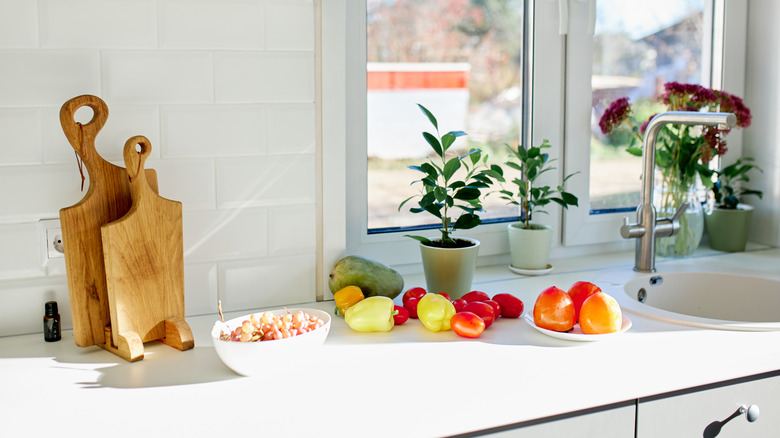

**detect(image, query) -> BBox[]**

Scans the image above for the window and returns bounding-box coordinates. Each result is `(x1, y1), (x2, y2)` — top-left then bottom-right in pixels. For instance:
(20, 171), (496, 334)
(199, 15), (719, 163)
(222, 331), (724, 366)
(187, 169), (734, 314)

(563, 0), (746, 246)
(364, 0), (525, 232)
(320, 0), (747, 268)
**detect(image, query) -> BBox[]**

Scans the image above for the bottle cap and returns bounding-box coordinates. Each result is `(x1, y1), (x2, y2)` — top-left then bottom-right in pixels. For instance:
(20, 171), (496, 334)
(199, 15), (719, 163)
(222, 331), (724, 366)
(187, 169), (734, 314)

(45, 301), (58, 317)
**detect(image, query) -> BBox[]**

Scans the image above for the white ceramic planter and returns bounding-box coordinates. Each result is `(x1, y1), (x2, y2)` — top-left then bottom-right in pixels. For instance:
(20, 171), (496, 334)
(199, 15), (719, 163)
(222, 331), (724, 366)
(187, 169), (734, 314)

(419, 237), (480, 299)
(507, 222), (553, 270)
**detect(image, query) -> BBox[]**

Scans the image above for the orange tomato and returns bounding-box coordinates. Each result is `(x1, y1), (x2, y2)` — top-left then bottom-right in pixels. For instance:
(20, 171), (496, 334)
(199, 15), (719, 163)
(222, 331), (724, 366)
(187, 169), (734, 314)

(533, 286), (575, 332)
(579, 292), (622, 334)
(567, 281), (602, 323)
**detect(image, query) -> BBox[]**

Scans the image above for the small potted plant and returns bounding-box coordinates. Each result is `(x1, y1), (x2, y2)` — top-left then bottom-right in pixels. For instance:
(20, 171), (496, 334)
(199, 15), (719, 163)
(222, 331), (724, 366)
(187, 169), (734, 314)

(704, 157), (763, 252)
(399, 104), (501, 298)
(496, 139), (578, 272)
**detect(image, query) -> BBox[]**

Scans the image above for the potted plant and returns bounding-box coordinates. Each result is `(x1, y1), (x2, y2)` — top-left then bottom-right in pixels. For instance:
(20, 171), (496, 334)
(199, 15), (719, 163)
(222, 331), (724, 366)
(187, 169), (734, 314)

(496, 139), (578, 272)
(399, 104), (501, 298)
(599, 82), (752, 258)
(704, 157), (763, 252)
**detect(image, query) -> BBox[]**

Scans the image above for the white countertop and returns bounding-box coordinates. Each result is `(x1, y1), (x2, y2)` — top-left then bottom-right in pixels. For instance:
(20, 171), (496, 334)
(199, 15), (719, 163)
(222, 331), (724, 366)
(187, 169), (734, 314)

(2, 248), (780, 437)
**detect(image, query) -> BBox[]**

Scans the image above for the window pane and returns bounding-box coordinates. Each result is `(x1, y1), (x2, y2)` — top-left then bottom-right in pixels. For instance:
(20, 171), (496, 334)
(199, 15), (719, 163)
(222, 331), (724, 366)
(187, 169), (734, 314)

(366, 0), (524, 231)
(590, 0), (707, 212)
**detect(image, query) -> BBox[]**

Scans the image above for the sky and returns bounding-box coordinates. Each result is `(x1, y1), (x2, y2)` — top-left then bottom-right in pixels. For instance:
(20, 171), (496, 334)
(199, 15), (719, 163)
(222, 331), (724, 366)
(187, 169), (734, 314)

(595, 0), (702, 39)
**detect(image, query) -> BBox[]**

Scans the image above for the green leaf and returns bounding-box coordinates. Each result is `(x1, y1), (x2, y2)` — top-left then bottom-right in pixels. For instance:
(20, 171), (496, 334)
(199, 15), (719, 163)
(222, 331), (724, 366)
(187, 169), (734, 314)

(404, 234), (431, 244)
(449, 181), (466, 190)
(453, 213), (481, 230)
(398, 195), (417, 211)
(626, 147), (643, 157)
(423, 132), (443, 157)
(433, 186), (447, 202)
(417, 104), (438, 130)
(441, 132), (456, 151)
(442, 157), (461, 181)
(454, 187), (480, 200)
(560, 191), (579, 206)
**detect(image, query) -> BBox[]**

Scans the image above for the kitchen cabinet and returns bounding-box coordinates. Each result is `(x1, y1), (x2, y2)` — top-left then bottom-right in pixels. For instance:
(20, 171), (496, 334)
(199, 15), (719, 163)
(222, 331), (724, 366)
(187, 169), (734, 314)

(637, 372), (780, 437)
(476, 403), (635, 437)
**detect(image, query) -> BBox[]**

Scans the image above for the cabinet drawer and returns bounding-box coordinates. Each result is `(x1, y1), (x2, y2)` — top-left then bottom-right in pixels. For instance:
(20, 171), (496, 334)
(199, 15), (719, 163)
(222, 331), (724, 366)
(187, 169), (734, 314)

(637, 372), (780, 437)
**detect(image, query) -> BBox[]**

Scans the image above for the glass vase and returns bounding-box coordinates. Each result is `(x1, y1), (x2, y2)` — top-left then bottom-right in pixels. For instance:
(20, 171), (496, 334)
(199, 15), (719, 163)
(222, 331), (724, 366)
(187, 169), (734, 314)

(654, 181), (704, 258)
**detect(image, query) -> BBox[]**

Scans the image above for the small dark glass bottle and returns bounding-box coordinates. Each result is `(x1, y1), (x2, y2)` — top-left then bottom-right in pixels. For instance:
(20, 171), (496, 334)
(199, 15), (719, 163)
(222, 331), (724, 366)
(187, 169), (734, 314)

(43, 301), (61, 342)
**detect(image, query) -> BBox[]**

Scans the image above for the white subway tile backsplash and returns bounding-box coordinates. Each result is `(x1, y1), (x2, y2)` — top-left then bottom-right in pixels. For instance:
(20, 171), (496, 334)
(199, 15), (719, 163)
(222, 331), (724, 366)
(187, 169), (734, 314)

(216, 154), (315, 209)
(0, 165), (88, 222)
(0, 51), (100, 107)
(268, 203), (316, 256)
(214, 52), (314, 103)
(184, 262), (219, 316)
(159, 0), (265, 50)
(183, 207), (268, 263)
(218, 254), (315, 312)
(39, 0), (157, 49)
(146, 158), (216, 211)
(0, 0), (39, 48)
(265, 1), (315, 51)
(0, 108), (42, 165)
(0, 279), (71, 336)
(267, 103), (315, 154)
(0, 0), (319, 337)
(102, 51), (214, 104)
(0, 223), (44, 280)
(161, 105), (267, 157)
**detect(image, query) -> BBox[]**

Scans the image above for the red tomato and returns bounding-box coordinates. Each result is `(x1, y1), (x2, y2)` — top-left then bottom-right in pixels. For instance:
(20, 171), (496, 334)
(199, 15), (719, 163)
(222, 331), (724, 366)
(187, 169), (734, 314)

(437, 292), (451, 301)
(404, 296), (421, 319)
(533, 286), (575, 332)
(461, 291), (490, 303)
(393, 305), (409, 325)
(452, 299), (468, 313)
(402, 287), (427, 306)
(567, 281), (602, 322)
(462, 301), (495, 327)
(450, 312), (486, 338)
(484, 300), (501, 320)
(491, 293), (524, 318)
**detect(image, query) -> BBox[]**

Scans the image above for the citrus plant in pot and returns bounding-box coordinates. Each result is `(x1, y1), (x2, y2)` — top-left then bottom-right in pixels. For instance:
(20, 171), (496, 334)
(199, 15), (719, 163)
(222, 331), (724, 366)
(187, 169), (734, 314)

(704, 157), (762, 252)
(496, 139), (578, 272)
(398, 104), (502, 298)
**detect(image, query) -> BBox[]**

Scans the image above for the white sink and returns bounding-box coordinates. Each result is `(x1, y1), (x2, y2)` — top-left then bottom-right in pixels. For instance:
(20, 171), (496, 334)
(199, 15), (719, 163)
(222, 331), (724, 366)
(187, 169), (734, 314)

(604, 268), (780, 331)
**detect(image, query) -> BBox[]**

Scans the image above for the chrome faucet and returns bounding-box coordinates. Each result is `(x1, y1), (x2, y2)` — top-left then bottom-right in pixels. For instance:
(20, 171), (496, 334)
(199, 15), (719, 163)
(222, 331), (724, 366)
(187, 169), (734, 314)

(620, 111), (737, 272)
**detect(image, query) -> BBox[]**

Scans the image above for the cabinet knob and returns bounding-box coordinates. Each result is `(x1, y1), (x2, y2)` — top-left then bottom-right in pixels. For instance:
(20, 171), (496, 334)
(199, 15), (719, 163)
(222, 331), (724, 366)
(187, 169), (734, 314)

(740, 404), (760, 423)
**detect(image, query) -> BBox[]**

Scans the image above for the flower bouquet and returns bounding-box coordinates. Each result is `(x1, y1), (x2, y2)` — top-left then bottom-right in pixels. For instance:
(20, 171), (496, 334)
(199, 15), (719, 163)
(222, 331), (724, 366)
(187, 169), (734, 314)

(599, 82), (751, 257)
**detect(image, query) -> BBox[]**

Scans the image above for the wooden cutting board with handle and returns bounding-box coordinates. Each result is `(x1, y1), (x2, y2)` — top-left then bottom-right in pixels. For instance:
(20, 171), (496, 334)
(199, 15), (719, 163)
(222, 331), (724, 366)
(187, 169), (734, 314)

(100, 135), (193, 362)
(59, 95), (159, 348)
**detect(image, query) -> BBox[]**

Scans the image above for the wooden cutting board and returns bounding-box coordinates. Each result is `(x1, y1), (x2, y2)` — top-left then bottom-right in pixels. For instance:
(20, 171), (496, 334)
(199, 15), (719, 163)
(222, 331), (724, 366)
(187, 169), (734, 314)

(59, 95), (159, 348)
(100, 135), (193, 361)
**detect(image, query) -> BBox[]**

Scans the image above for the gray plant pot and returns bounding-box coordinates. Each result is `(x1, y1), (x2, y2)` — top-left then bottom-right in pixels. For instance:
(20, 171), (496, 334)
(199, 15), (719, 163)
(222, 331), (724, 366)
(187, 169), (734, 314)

(508, 222), (553, 270)
(704, 204), (754, 252)
(419, 237), (480, 299)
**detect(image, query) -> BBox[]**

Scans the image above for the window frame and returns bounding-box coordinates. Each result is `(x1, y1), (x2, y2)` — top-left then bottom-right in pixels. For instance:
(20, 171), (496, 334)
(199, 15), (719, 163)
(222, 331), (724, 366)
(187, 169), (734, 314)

(319, 0), (749, 284)
(562, 0), (748, 246)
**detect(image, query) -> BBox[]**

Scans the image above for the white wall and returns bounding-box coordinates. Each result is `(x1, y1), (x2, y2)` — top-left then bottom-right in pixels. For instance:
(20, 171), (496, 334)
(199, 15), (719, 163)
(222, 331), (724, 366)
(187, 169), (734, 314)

(744, 0), (780, 246)
(0, 0), (317, 337)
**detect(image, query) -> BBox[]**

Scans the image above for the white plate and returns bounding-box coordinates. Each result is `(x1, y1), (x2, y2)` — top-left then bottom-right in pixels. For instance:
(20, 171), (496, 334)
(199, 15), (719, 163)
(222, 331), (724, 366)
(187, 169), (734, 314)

(509, 264), (553, 276)
(524, 313), (632, 341)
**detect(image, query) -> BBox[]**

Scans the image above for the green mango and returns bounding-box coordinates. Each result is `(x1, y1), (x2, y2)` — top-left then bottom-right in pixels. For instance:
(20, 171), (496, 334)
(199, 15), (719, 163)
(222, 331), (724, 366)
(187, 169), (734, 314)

(329, 255), (404, 299)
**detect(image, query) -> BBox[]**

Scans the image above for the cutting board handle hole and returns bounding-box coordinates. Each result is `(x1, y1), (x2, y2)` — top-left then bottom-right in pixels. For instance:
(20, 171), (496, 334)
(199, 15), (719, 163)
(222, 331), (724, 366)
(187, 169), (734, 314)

(73, 106), (95, 125)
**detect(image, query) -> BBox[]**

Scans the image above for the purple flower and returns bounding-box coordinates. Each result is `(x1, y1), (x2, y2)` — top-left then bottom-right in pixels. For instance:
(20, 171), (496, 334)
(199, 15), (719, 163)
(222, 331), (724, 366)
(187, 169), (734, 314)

(599, 97), (631, 135)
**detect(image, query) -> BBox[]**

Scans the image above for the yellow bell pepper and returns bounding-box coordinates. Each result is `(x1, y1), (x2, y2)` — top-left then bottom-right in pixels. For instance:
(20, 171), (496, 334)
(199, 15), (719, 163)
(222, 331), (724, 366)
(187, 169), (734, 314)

(334, 285), (364, 315)
(344, 296), (396, 332)
(417, 293), (456, 332)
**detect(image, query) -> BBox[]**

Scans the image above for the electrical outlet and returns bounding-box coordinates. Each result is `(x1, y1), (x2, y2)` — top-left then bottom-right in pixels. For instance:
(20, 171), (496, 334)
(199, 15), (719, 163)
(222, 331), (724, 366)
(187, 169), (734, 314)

(38, 219), (66, 276)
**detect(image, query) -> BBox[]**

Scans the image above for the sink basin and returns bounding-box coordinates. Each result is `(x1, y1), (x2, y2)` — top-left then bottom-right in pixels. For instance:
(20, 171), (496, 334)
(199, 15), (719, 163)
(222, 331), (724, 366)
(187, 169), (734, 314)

(607, 269), (780, 331)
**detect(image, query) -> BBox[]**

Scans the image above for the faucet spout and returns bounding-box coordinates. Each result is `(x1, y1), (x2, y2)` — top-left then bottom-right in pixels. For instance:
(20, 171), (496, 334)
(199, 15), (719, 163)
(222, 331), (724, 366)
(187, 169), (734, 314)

(621, 111), (737, 272)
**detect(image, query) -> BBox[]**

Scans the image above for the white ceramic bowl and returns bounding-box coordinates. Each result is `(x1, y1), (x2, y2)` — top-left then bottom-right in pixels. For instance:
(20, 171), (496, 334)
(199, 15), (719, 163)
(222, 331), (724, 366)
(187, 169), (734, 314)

(211, 307), (331, 376)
